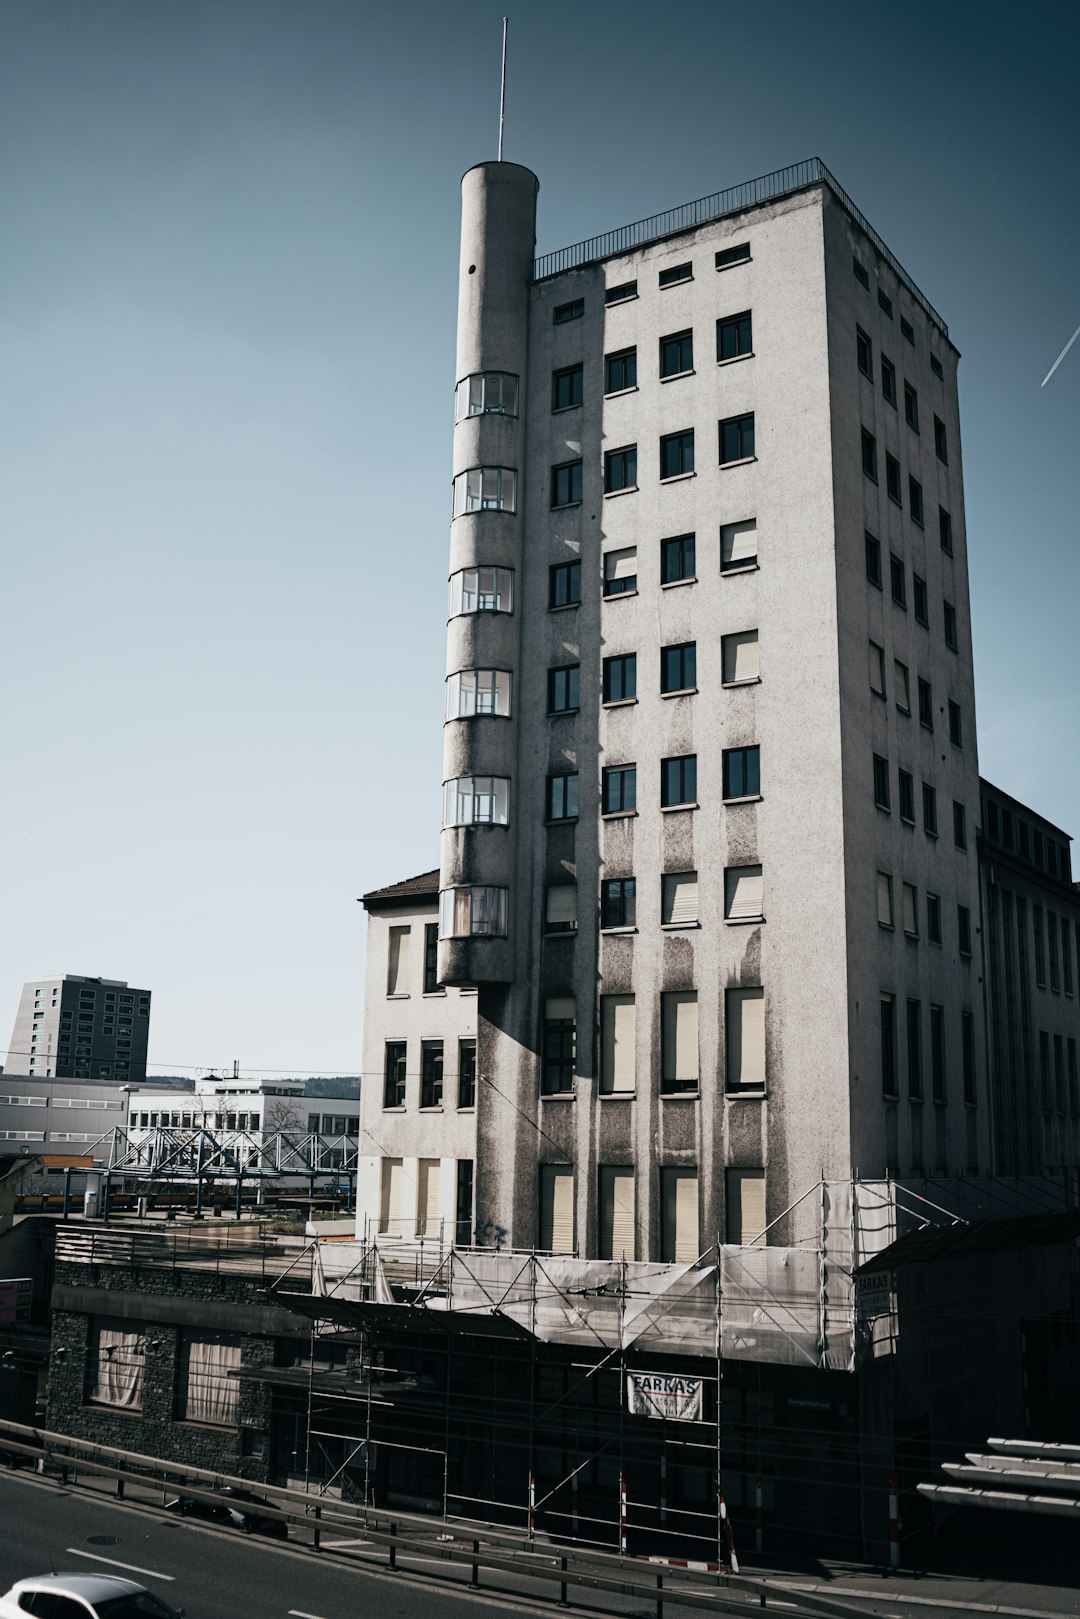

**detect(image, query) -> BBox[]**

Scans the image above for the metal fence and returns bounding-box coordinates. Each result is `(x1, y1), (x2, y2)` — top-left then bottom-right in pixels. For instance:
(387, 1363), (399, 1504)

(55, 1223), (314, 1284)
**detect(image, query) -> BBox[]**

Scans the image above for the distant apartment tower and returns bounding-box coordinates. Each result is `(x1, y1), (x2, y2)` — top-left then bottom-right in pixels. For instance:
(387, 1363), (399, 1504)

(5, 976), (151, 1082)
(431, 156), (988, 1259)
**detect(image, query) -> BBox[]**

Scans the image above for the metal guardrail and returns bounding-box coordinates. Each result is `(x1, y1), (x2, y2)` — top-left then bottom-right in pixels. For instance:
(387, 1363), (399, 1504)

(533, 156), (948, 338)
(54, 1224), (314, 1285)
(0, 1419), (881, 1619)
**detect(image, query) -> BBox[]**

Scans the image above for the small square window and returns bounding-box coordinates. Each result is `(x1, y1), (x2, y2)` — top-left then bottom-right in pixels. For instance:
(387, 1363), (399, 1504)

(606, 347), (637, 393)
(857, 326), (873, 379)
(551, 460), (583, 508)
(881, 356), (897, 407)
(865, 531), (882, 588)
(901, 316), (915, 345)
(605, 445), (637, 493)
(661, 642), (697, 694)
(720, 414), (755, 464)
(918, 677), (933, 729)
(944, 600), (958, 651)
(605, 281), (637, 305)
(603, 653), (637, 703)
(659, 263), (692, 287)
(662, 754), (698, 807)
(904, 381), (919, 431)
(662, 532), (696, 583)
(601, 877), (636, 929)
(862, 429), (878, 481)
(934, 416), (948, 464)
(718, 312), (753, 362)
(923, 781), (938, 836)
(552, 364), (583, 411)
(549, 561), (581, 608)
(604, 546), (637, 596)
(554, 299), (583, 324)
(939, 506), (953, 554)
(716, 243), (750, 269)
(931, 354), (944, 380)
(722, 629), (760, 684)
(890, 553), (906, 607)
(909, 477), (924, 527)
(886, 453), (902, 504)
(949, 701), (962, 748)
(724, 745), (760, 800)
(721, 519), (757, 572)
(660, 329), (694, 377)
(603, 764), (637, 815)
(878, 288), (893, 318)
(660, 429), (695, 478)
(873, 754), (890, 812)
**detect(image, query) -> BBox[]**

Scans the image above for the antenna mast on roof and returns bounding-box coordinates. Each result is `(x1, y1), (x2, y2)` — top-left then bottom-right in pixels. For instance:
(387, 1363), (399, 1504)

(498, 17), (508, 161)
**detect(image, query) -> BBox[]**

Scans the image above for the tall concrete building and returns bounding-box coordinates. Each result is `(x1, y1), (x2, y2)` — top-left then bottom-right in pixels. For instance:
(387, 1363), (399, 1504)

(4, 975), (151, 1083)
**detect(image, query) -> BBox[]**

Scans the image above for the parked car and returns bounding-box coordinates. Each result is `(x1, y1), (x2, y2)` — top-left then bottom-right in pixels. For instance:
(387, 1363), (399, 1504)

(164, 1484), (287, 1538)
(0, 1574), (183, 1619)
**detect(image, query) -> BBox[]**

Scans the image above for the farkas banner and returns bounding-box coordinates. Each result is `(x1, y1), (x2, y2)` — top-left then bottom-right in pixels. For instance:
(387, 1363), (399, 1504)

(626, 1372), (703, 1422)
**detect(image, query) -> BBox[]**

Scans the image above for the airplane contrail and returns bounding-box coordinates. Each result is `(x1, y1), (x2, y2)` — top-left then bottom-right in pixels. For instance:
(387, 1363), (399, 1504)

(1041, 321), (1080, 387)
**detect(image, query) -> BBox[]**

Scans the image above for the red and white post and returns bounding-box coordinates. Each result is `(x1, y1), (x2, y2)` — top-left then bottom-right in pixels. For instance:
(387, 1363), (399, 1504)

(619, 1471), (628, 1556)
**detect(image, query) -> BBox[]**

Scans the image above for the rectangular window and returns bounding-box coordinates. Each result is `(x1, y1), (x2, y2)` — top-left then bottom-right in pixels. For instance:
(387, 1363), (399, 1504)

(1040, 1030), (1052, 1111)
(384, 1042), (407, 1108)
(603, 545), (637, 595)
(1069, 1038), (1078, 1114)
(857, 326), (872, 378)
(662, 754), (697, 806)
(931, 1005), (946, 1101)
(927, 891), (942, 944)
(918, 677), (933, 729)
(899, 769), (915, 823)
(456, 1160), (474, 1244)
(605, 347), (637, 393)
(878, 288), (893, 318)
(877, 871), (894, 928)
(726, 987), (765, 1092)
(1063, 923), (1074, 996)
(853, 256), (870, 287)
(542, 998), (576, 1095)
(934, 415), (948, 463)
(962, 1013), (976, 1105)
(379, 1158), (404, 1234)
(873, 754), (890, 812)
(1049, 912), (1060, 991)
(420, 1040), (444, 1108)
(720, 414), (755, 464)
(603, 652), (637, 703)
(869, 640), (886, 696)
(723, 629), (760, 684)
(949, 701), (962, 747)
(554, 298), (584, 323)
(660, 429), (695, 478)
(953, 801), (967, 850)
(661, 1169), (700, 1263)
(179, 1331), (241, 1427)
(423, 923), (440, 994)
(659, 262), (692, 287)
(716, 242), (750, 269)
(606, 280), (637, 305)
(660, 330), (694, 377)
(661, 641), (696, 693)
(603, 764), (637, 814)
(904, 380), (920, 431)
(458, 1039), (477, 1108)
(944, 600), (958, 651)
(723, 745), (760, 800)
(552, 364), (583, 411)
(604, 445), (637, 493)
(903, 882), (919, 936)
(726, 1168), (766, 1246)
(539, 1166), (575, 1254)
(909, 477), (924, 527)
(662, 532), (696, 583)
(886, 453), (901, 504)
(725, 864), (764, 922)
(601, 995), (636, 1094)
(598, 1167), (635, 1260)
(931, 354), (944, 379)
(662, 870), (698, 926)
(386, 925), (411, 996)
(958, 904), (972, 956)
(88, 1318), (146, 1409)
(718, 311), (753, 361)
(721, 518), (758, 571)
(416, 1158), (440, 1238)
(881, 355), (897, 406)
(449, 564), (513, 616)
(662, 991), (699, 1093)
(894, 660), (911, 713)
(881, 994), (897, 1097)
(865, 531), (882, 587)
(907, 1000), (922, 1100)
(547, 664), (580, 714)
(939, 506), (953, 554)
(901, 315), (915, 345)
(601, 877), (636, 930)
(914, 574), (929, 625)
(551, 459), (583, 507)
(545, 884), (578, 935)
(923, 781), (938, 836)
(861, 429), (878, 480)
(446, 668), (512, 718)
(549, 560), (581, 608)
(452, 466), (516, 515)
(546, 772), (579, 822)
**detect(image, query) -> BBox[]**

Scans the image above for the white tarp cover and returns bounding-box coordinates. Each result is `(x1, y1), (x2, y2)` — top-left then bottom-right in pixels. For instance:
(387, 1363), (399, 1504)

(627, 1372), (703, 1421)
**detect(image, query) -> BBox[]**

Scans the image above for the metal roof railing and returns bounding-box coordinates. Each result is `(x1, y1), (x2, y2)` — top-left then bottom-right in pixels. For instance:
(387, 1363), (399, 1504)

(533, 156), (948, 338)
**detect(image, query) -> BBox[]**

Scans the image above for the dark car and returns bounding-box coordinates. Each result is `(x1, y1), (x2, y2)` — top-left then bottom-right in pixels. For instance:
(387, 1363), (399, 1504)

(164, 1485), (287, 1538)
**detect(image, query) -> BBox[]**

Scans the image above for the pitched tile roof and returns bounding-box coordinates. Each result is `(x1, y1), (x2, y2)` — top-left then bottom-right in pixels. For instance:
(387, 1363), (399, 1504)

(360, 869), (440, 909)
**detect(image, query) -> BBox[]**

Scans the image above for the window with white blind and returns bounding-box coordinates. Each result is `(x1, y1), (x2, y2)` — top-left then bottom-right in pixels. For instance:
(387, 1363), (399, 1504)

(545, 885), (578, 934)
(603, 546), (638, 596)
(601, 995), (636, 1093)
(661, 991), (699, 1093)
(386, 927), (411, 995)
(379, 1158), (405, 1236)
(722, 630), (760, 684)
(877, 872), (894, 928)
(903, 883), (918, 937)
(598, 1166), (636, 1260)
(726, 1168), (766, 1246)
(869, 640), (886, 697)
(417, 1158), (441, 1237)
(725, 987), (765, 1091)
(661, 1168), (700, 1263)
(721, 518), (757, 572)
(662, 871), (699, 926)
(725, 865), (763, 922)
(539, 1165), (575, 1254)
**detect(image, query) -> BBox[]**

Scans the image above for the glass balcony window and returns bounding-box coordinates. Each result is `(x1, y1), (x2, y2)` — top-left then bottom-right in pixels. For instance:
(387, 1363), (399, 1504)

(443, 776), (510, 827)
(454, 372), (520, 422)
(445, 669), (512, 719)
(452, 466), (517, 516)
(448, 566), (513, 617)
(439, 886), (509, 939)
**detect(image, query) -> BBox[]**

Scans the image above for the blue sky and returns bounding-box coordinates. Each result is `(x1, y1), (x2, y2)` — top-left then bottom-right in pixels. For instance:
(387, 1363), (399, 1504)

(2, 0), (1077, 1076)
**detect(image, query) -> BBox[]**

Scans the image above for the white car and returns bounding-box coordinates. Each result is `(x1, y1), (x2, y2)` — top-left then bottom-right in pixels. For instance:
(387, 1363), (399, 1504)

(0, 1575), (183, 1619)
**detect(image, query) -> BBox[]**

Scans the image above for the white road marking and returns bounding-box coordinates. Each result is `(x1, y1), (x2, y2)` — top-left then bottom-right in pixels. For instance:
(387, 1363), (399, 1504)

(288, 1610), (331, 1619)
(65, 1548), (175, 1581)
(319, 1536), (374, 1550)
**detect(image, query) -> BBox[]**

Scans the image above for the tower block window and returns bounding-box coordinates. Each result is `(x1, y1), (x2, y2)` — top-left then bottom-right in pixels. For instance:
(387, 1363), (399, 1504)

(448, 567), (513, 616)
(439, 886), (509, 939)
(452, 466), (517, 516)
(454, 372), (519, 421)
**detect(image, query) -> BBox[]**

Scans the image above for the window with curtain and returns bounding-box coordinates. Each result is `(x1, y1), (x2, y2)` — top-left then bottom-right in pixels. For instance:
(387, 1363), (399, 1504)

(179, 1331), (241, 1427)
(87, 1318), (146, 1409)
